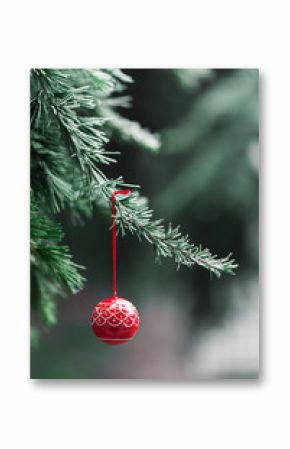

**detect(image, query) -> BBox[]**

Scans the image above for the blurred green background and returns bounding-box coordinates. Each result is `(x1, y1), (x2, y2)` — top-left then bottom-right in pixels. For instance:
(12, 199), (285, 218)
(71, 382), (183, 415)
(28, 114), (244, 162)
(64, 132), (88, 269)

(31, 69), (259, 379)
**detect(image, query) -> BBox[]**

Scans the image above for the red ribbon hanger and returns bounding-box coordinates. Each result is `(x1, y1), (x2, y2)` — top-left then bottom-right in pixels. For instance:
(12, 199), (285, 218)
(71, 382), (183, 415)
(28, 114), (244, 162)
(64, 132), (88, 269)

(111, 189), (131, 298)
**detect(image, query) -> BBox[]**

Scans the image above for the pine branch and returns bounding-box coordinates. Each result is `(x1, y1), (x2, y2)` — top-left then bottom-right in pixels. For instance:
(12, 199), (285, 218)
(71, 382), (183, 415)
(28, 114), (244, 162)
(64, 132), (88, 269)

(31, 69), (115, 172)
(90, 173), (238, 277)
(31, 195), (84, 291)
(30, 194), (85, 324)
(115, 192), (237, 277)
(31, 68), (237, 278)
(69, 68), (161, 153)
(31, 129), (76, 213)
(99, 105), (160, 153)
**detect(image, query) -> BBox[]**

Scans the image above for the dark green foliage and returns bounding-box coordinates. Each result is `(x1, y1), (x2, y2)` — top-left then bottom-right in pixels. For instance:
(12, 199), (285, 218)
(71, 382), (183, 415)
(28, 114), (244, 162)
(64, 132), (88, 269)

(30, 68), (237, 327)
(157, 70), (258, 219)
(30, 194), (84, 324)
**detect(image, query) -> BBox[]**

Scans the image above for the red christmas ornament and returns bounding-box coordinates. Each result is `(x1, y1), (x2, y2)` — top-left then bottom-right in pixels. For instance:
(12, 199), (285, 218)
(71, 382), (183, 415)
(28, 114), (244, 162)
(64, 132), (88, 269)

(91, 297), (140, 345)
(91, 190), (140, 345)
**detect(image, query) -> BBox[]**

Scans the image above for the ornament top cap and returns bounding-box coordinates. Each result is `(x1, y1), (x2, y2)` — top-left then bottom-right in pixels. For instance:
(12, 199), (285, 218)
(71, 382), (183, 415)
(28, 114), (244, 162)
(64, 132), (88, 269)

(112, 189), (131, 196)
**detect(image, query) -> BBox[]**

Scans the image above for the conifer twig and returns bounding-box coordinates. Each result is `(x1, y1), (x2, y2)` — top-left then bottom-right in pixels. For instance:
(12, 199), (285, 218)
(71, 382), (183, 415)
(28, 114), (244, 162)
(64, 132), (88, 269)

(31, 68), (237, 278)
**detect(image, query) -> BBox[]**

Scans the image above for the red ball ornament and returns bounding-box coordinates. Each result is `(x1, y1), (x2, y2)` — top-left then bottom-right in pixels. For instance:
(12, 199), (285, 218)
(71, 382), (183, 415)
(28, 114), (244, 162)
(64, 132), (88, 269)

(91, 297), (140, 345)
(91, 190), (140, 345)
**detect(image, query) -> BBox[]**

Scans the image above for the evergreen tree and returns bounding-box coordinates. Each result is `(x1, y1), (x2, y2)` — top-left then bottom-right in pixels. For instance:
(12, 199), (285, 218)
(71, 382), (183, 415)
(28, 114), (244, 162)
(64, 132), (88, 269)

(30, 69), (237, 328)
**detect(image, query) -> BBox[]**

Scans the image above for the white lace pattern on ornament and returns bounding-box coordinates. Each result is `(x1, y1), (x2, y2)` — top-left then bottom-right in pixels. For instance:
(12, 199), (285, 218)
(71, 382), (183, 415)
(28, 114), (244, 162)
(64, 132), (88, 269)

(91, 300), (139, 328)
